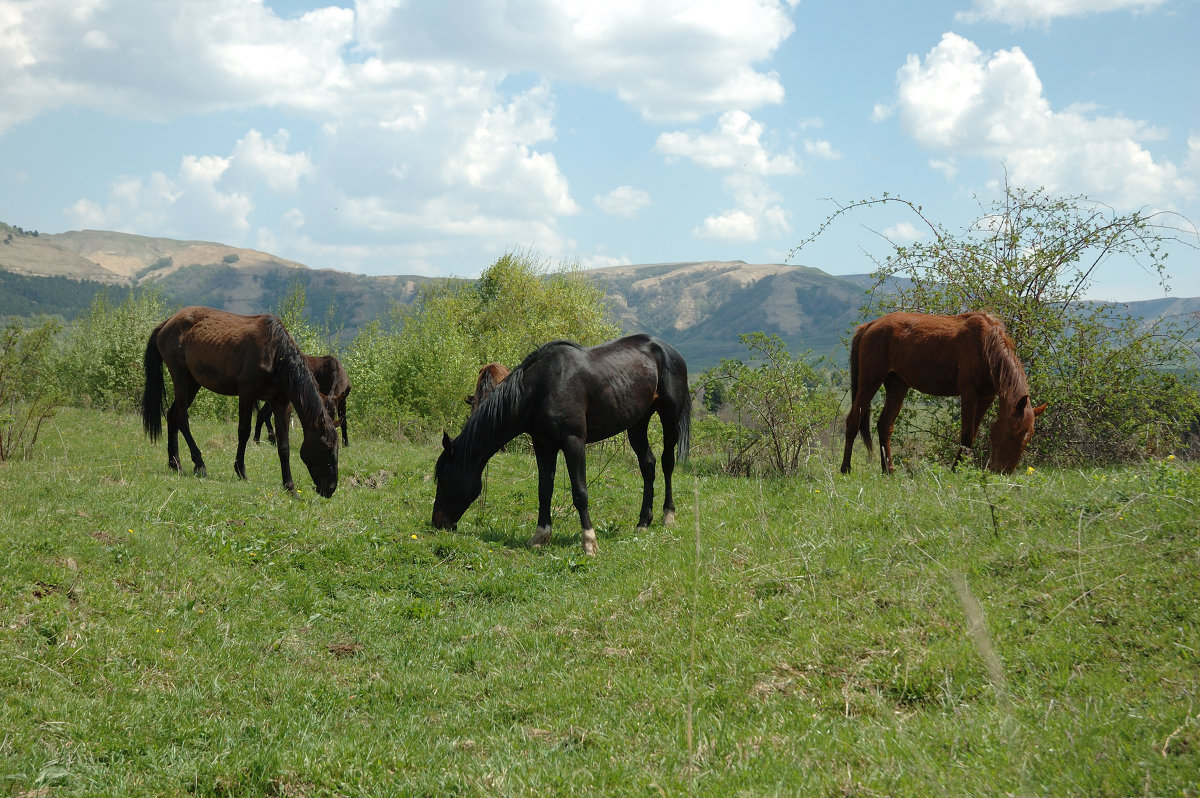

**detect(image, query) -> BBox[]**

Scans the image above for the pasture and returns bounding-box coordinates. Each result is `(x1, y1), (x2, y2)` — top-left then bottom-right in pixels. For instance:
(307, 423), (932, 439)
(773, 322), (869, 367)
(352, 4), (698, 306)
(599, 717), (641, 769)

(2, 408), (1198, 796)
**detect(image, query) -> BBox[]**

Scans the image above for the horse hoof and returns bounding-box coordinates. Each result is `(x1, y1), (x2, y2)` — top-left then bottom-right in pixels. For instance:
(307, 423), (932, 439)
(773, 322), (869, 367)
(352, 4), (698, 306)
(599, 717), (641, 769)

(663, 511), (676, 526)
(194, 465), (207, 478)
(582, 529), (598, 557)
(528, 525), (552, 548)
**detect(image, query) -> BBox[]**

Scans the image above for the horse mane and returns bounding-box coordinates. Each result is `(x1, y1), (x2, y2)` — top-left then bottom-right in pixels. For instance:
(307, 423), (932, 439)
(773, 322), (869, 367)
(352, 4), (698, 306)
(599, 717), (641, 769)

(981, 316), (1030, 404)
(268, 317), (325, 423)
(455, 364), (528, 461)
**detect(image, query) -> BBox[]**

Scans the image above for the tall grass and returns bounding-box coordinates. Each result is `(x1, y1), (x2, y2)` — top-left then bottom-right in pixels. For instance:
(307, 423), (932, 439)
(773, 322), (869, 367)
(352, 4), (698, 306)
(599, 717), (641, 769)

(1, 409), (1197, 795)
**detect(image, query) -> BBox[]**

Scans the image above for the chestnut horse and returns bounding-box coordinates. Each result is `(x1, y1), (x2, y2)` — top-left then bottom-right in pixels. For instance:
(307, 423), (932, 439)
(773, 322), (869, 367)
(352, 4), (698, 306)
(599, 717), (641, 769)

(142, 306), (340, 497)
(464, 362), (510, 414)
(432, 334), (691, 556)
(840, 311), (1046, 475)
(255, 354), (352, 447)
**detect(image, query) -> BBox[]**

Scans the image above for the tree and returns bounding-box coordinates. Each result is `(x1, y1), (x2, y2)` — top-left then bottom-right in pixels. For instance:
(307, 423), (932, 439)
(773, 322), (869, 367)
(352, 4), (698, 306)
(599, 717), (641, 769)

(347, 250), (621, 436)
(0, 318), (63, 461)
(56, 289), (172, 411)
(796, 180), (1200, 465)
(701, 333), (842, 476)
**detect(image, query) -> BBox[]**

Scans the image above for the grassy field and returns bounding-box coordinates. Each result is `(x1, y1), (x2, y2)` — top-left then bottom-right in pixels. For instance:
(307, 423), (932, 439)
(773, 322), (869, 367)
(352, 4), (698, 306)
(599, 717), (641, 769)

(1, 408), (1198, 796)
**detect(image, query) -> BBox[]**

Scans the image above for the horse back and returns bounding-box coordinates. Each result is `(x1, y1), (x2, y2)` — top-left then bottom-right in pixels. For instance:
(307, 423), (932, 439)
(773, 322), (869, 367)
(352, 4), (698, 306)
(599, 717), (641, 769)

(158, 306), (280, 397)
(857, 311), (1000, 397)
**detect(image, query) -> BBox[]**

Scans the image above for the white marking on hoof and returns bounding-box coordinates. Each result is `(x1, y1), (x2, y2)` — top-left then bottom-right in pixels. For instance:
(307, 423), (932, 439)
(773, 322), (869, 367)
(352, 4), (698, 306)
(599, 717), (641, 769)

(528, 525), (552, 548)
(581, 528), (598, 557)
(663, 511), (676, 526)
(636, 523), (649, 532)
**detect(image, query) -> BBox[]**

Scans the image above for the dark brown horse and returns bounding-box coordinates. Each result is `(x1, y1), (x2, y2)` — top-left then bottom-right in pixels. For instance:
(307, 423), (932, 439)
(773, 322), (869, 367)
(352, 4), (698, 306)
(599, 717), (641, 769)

(255, 353), (352, 447)
(840, 311), (1046, 475)
(432, 334), (692, 556)
(464, 362), (510, 413)
(142, 306), (340, 497)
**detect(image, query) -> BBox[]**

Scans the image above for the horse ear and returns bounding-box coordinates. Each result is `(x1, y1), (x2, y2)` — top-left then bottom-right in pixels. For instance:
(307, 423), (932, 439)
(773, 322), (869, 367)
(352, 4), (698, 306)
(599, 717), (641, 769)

(442, 431), (453, 451)
(1014, 395), (1029, 416)
(1033, 402), (1047, 417)
(464, 395), (474, 406)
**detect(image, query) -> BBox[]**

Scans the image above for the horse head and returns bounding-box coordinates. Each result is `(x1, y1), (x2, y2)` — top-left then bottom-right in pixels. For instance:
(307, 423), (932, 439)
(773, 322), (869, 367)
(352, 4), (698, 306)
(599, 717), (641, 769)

(300, 394), (340, 497)
(431, 432), (482, 529)
(988, 395), (1047, 473)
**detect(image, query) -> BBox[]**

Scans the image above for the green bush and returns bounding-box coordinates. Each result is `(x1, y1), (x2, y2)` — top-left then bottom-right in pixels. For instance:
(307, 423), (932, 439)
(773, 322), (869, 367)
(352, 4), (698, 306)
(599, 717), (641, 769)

(700, 333), (843, 476)
(55, 289), (172, 412)
(0, 318), (63, 461)
(349, 250), (621, 438)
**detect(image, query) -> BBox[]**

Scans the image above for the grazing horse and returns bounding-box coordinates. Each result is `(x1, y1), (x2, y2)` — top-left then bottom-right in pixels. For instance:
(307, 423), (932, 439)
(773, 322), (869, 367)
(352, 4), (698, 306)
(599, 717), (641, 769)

(432, 334), (692, 556)
(464, 362), (510, 413)
(840, 311), (1046, 475)
(255, 354), (352, 447)
(142, 306), (340, 497)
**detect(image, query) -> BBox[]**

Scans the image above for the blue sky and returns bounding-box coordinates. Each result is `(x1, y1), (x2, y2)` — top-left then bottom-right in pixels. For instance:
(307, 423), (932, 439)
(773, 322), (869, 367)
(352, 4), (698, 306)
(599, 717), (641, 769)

(1, 0), (1197, 300)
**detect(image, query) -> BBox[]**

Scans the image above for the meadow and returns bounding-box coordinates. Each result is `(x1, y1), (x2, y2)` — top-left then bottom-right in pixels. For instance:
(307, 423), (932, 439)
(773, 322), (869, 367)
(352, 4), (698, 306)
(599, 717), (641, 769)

(1, 408), (1198, 796)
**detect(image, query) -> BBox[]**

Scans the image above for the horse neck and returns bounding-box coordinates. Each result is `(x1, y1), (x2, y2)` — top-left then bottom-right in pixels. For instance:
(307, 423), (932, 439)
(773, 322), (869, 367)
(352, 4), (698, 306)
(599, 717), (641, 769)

(271, 326), (325, 426)
(984, 325), (1030, 405)
(457, 372), (527, 463)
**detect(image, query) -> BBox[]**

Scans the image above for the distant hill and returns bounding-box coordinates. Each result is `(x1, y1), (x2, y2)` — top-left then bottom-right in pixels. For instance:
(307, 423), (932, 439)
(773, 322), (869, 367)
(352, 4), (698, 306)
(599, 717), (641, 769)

(2, 223), (1198, 369)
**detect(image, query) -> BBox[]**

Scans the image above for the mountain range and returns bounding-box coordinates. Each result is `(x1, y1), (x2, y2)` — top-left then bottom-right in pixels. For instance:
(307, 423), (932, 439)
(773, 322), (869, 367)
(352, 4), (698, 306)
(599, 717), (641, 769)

(3, 222), (1197, 370)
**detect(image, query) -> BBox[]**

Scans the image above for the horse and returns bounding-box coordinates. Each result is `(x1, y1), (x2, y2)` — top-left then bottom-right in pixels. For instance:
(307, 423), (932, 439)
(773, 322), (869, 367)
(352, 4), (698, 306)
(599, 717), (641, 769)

(142, 306), (340, 497)
(432, 333), (692, 556)
(840, 311), (1046, 475)
(464, 362), (510, 413)
(254, 353), (352, 447)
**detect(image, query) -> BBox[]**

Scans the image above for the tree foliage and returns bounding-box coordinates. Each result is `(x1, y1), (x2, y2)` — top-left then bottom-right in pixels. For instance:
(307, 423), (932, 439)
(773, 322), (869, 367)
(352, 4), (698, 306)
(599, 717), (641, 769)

(0, 318), (63, 461)
(56, 289), (172, 412)
(797, 180), (1200, 465)
(345, 250), (621, 437)
(701, 333), (842, 476)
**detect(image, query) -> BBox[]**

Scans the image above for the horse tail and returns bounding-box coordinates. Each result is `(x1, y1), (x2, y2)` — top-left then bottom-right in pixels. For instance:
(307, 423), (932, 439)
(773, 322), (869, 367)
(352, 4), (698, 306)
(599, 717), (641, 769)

(849, 322), (872, 452)
(652, 339), (692, 463)
(142, 322), (166, 441)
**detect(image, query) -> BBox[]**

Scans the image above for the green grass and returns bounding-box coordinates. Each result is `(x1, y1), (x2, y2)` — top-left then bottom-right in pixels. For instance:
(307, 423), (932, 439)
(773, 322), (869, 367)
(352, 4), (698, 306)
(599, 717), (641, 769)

(2, 408), (1198, 796)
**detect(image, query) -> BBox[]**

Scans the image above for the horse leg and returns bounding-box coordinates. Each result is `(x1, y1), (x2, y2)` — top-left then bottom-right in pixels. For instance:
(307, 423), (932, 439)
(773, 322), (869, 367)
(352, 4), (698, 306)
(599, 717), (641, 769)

(167, 375), (205, 477)
(659, 411), (679, 526)
(272, 402), (297, 496)
(877, 375), (909, 475)
(952, 391), (993, 470)
(528, 442), (558, 548)
(254, 401), (274, 445)
(562, 436), (597, 556)
(841, 378), (883, 474)
(234, 395), (255, 480)
(338, 396), (349, 447)
(627, 418), (656, 529)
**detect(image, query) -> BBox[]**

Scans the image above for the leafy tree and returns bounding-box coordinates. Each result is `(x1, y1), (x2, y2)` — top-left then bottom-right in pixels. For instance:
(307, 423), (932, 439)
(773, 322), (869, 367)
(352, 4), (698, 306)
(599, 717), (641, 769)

(796, 180), (1200, 465)
(701, 333), (842, 476)
(0, 318), (64, 461)
(56, 289), (172, 411)
(351, 250), (621, 437)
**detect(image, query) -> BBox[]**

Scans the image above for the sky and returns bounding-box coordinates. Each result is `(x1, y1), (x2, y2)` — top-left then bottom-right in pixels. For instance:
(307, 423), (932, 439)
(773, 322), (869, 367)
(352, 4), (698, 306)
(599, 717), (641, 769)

(1, 0), (1197, 301)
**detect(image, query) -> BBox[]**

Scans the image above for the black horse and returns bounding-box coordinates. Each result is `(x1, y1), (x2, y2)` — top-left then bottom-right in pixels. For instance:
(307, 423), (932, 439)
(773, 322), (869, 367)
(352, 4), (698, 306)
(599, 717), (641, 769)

(432, 333), (691, 556)
(255, 353), (352, 447)
(142, 306), (340, 497)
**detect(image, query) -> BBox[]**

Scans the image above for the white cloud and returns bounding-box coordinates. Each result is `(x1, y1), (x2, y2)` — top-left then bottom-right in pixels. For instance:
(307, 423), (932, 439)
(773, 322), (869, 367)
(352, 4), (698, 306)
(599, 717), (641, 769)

(883, 221), (924, 242)
(595, 186), (652, 217)
(355, 0), (795, 122)
(804, 139), (839, 160)
(956, 0), (1166, 27)
(230, 129), (313, 193)
(694, 174), (790, 242)
(657, 110), (800, 176)
(889, 32), (1195, 209)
